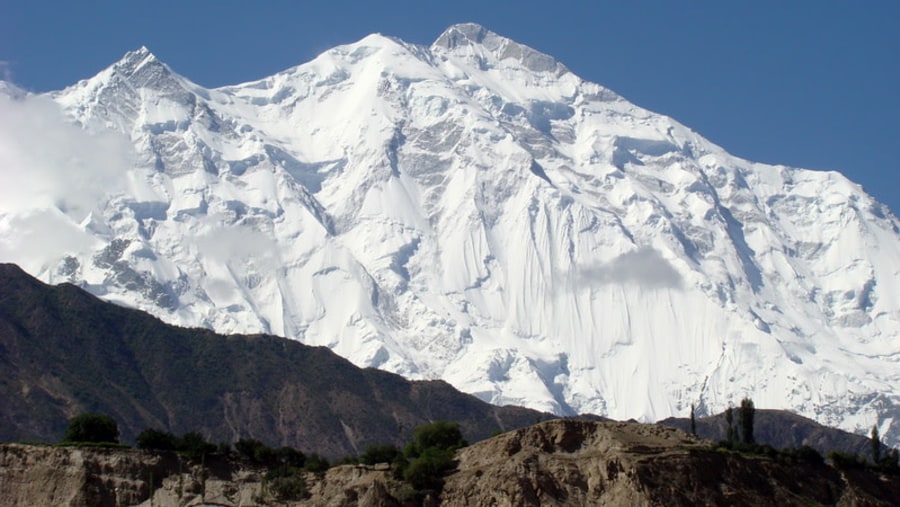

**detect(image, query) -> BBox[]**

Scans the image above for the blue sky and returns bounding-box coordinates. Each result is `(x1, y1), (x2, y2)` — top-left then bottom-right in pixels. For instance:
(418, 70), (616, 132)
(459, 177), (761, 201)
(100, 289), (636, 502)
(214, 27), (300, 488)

(3, 0), (898, 213)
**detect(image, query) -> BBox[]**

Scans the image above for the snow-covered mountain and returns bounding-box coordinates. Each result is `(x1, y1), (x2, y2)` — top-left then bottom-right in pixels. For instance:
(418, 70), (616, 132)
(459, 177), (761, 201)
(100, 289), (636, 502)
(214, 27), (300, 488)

(2, 23), (898, 445)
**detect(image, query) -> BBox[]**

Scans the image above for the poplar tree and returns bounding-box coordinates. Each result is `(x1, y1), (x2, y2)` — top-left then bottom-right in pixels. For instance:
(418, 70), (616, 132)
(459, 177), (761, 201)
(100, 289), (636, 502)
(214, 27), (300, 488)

(725, 407), (736, 447)
(871, 425), (881, 463)
(690, 404), (697, 436)
(739, 398), (755, 445)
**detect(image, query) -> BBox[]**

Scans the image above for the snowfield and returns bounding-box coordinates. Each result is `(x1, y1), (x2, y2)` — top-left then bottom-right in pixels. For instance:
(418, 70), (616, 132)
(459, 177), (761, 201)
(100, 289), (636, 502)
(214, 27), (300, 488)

(1, 24), (898, 445)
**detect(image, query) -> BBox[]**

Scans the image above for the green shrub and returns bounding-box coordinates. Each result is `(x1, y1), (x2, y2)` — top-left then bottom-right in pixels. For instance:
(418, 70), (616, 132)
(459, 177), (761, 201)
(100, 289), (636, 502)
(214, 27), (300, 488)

(276, 446), (306, 468)
(235, 438), (277, 465)
(404, 421), (466, 459)
(266, 474), (309, 501)
(360, 443), (401, 465)
(136, 428), (178, 451)
(781, 445), (824, 465)
(828, 450), (866, 469)
(877, 448), (899, 473)
(303, 453), (329, 474)
(178, 431), (216, 459)
(62, 413), (119, 444)
(404, 447), (455, 491)
(398, 421), (467, 494)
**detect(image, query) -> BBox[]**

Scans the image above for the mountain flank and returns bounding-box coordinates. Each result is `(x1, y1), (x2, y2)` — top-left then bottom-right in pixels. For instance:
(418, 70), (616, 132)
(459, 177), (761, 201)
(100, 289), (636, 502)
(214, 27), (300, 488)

(0, 262), (886, 460)
(0, 263), (548, 456)
(2, 23), (897, 442)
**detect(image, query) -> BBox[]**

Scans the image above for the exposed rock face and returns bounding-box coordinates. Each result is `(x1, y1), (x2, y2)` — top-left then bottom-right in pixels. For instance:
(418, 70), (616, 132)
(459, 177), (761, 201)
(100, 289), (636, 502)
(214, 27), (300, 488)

(441, 420), (900, 506)
(0, 444), (173, 507)
(2, 420), (899, 506)
(0, 443), (404, 507)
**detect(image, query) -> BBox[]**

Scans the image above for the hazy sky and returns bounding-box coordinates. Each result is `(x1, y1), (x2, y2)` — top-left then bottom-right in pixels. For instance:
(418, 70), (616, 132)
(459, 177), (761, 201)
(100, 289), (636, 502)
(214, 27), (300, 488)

(3, 0), (898, 213)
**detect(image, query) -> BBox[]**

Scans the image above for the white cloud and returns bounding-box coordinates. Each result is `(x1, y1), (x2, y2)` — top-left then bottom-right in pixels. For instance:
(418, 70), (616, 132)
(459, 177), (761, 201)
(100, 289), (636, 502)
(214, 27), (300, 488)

(195, 222), (279, 268)
(579, 247), (683, 289)
(0, 209), (95, 273)
(0, 93), (132, 220)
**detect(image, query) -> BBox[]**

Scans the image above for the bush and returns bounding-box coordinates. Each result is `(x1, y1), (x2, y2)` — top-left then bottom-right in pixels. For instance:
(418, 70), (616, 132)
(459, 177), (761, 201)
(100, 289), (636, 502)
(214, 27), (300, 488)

(828, 450), (867, 469)
(398, 421), (467, 494)
(136, 428), (178, 451)
(235, 438), (277, 465)
(784, 445), (824, 465)
(276, 446), (306, 468)
(404, 447), (455, 491)
(404, 421), (466, 459)
(178, 431), (216, 459)
(360, 444), (401, 465)
(63, 413), (119, 444)
(266, 474), (309, 501)
(877, 448), (899, 473)
(303, 453), (329, 474)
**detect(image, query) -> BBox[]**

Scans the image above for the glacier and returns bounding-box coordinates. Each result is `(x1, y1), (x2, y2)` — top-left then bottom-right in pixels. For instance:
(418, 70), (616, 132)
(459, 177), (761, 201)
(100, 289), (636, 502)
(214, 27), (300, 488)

(1, 23), (898, 446)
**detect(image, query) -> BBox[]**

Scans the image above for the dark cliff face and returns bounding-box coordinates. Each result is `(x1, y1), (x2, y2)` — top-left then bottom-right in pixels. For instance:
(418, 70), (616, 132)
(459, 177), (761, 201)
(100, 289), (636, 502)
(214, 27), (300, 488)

(0, 263), (548, 456)
(2, 421), (898, 507)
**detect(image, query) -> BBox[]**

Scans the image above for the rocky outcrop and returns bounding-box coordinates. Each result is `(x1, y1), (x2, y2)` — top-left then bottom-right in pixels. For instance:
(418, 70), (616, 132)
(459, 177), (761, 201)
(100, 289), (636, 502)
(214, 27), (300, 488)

(0, 444), (173, 507)
(441, 420), (900, 506)
(2, 420), (899, 506)
(0, 443), (403, 507)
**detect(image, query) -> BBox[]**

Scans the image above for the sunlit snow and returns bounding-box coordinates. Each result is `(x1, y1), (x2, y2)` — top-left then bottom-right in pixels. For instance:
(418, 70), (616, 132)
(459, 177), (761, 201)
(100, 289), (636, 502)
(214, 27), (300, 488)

(1, 23), (898, 446)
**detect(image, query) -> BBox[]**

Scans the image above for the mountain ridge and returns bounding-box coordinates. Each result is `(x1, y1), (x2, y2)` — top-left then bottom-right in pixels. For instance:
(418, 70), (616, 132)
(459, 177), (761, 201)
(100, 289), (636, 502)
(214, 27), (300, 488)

(0, 23), (898, 446)
(0, 262), (550, 456)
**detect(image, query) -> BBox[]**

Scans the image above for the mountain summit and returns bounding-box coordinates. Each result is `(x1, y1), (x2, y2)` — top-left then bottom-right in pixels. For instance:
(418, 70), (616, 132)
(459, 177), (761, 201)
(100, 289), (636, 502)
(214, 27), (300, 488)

(433, 23), (566, 74)
(1, 24), (898, 446)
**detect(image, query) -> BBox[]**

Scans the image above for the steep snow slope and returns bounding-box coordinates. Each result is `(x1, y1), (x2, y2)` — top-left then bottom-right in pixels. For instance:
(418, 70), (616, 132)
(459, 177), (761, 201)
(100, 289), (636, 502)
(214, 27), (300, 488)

(1, 24), (898, 445)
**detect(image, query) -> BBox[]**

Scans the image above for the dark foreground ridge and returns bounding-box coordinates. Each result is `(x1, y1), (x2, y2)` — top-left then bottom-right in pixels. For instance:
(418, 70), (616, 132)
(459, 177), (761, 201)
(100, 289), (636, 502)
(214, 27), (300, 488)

(0, 263), (548, 456)
(1, 420), (898, 506)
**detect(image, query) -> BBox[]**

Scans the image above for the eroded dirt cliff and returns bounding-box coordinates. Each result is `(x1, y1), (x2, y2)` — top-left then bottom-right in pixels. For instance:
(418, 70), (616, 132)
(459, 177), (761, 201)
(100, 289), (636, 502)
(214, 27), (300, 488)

(442, 420), (900, 506)
(2, 420), (899, 506)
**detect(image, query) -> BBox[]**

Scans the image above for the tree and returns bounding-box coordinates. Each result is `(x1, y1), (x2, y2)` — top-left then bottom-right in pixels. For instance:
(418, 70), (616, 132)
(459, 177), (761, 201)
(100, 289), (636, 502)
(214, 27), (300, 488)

(401, 421), (467, 494)
(178, 431), (216, 459)
(303, 453), (329, 474)
(871, 425), (881, 463)
(404, 447), (455, 491)
(739, 398), (755, 445)
(404, 421), (467, 459)
(235, 438), (277, 465)
(63, 412), (119, 444)
(360, 443), (401, 465)
(136, 428), (177, 450)
(724, 406), (736, 447)
(690, 404), (697, 436)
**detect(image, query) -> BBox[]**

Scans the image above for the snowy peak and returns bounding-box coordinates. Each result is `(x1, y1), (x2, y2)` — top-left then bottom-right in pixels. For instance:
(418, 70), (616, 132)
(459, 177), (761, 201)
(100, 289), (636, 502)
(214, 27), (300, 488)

(3, 24), (900, 450)
(432, 22), (498, 49)
(105, 46), (185, 91)
(433, 22), (566, 74)
(116, 46), (157, 71)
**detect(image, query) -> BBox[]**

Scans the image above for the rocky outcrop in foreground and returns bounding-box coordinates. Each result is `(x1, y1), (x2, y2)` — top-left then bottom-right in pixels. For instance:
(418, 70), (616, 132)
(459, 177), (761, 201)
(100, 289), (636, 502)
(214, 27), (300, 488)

(442, 420), (900, 506)
(2, 420), (898, 506)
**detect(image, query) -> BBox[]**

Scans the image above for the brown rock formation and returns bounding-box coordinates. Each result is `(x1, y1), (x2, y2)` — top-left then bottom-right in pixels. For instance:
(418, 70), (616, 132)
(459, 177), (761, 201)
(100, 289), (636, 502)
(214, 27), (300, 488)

(2, 420), (899, 506)
(441, 419), (900, 506)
